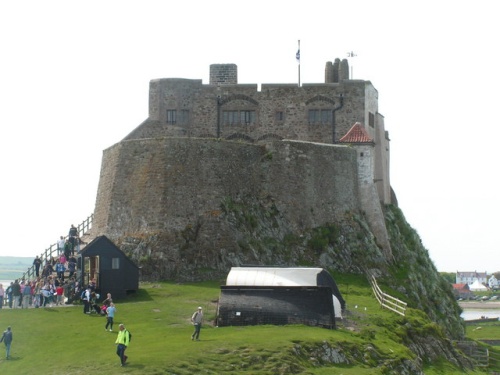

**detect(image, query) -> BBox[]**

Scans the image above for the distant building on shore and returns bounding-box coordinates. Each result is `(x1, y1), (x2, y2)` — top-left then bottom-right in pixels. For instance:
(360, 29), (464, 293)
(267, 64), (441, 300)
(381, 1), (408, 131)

(456, 271), (488, 286)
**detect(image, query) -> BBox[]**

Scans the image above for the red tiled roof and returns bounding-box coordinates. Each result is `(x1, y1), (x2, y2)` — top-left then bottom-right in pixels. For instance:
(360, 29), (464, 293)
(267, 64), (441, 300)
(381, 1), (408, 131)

(339, 122), (374, 144)
(452, 283), (470, 290)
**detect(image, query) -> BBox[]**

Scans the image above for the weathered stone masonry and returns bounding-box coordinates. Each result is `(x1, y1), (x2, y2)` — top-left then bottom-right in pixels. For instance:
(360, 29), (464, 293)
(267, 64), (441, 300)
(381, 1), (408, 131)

(93, 139), (360, 239)
(124, 61), (390, 206)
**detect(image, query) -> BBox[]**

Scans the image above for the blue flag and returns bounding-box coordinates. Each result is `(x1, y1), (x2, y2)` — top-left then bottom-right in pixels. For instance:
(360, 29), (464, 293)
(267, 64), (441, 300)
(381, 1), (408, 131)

(296, 49), (300, 62)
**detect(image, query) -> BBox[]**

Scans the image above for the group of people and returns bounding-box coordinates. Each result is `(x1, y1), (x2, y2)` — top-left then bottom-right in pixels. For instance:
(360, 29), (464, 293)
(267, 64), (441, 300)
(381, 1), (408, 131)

(0, 223), (134, 366)
(0, 275), (81, 310)
(80, 285), (114, 316)
(30, 224), (82, 281)
(1, 252), (83, 310)
(33, 254), (77, 281)
(3, 226), (86, 309)
(0, 225), (208, 366)
(57, 224), (82, 257)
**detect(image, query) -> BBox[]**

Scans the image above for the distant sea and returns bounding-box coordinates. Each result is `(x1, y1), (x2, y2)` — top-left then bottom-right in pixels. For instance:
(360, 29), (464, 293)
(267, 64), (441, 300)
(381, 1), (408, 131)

(0, 256), (33, 283)
(461, 309), (500, 321)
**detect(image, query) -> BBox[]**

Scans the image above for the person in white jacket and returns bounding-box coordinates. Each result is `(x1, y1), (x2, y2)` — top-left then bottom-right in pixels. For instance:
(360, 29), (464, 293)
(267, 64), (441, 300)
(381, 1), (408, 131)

(190, 306), (203, 341)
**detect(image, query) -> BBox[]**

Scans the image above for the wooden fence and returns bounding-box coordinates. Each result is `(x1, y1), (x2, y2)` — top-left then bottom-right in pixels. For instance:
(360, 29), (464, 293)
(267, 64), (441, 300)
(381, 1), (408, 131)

(455, 340), (490, 368)
(369, 275), (407, 316)
(18, 214), (94, 281)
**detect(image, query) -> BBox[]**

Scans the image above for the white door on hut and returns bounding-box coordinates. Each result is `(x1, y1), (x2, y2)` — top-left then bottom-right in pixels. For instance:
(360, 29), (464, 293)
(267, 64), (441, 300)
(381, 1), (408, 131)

(83, 256), (100, 288)
(225, 267), (343, 318)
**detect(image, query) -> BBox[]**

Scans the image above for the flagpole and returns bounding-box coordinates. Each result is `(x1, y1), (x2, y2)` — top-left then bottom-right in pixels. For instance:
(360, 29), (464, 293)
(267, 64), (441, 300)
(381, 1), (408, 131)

(297, 40), (301, 87)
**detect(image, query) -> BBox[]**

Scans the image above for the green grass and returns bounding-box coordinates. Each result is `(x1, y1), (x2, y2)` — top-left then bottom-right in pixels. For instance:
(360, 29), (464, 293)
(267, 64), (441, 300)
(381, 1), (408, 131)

(467, 321), (500, 341)
(0, 279), (495, 374)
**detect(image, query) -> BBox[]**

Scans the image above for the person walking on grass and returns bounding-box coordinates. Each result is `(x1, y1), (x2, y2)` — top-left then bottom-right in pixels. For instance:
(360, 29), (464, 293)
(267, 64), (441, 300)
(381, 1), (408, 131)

(115, 324), (130, 366)
(0, 326), (13, 360)
(191, 306), (203, 341)
(105, 303), (116, 331)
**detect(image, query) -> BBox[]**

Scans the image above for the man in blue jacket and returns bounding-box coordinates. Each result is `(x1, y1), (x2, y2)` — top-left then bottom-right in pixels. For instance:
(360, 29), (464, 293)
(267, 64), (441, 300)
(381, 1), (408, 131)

(0, 326), (13, 359)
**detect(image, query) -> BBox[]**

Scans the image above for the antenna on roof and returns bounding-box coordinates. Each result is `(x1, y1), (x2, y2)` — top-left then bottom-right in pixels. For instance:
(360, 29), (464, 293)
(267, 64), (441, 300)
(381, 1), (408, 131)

(347, 51), (357, 79)
(297, 40), (301, 87)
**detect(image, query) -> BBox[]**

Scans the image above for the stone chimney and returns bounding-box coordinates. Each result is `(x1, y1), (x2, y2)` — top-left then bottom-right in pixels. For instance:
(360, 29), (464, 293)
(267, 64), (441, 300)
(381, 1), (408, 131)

(324, 58), (344, 83)
(339, 59), (349, 81)
(210, 64), (238, 85)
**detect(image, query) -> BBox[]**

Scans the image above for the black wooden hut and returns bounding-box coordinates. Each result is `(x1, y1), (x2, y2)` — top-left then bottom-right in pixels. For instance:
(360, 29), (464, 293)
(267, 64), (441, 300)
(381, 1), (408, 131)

(216, 267), (345, 329)
(79, 235), (139, 299)
(217, 285), (336, 329)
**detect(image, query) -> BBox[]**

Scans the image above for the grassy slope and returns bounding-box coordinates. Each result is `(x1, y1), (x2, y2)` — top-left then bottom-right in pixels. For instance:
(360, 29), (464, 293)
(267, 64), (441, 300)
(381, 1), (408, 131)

(0, 278), (495, 375)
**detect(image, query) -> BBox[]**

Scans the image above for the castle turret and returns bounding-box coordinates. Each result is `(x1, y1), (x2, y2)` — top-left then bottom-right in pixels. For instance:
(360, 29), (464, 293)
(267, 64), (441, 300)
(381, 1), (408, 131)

(339, 122), (392, 258)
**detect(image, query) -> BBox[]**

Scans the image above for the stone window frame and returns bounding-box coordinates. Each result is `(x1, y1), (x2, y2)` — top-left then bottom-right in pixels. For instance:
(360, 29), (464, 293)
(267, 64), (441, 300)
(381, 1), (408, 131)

(222, 110), (256, 126)
(275, 110), (285, 123)
(308, 109), (333, 125)
(306, 95), (336, 125)
(369, 112), (375, 128)
(166, 109), (177, 124)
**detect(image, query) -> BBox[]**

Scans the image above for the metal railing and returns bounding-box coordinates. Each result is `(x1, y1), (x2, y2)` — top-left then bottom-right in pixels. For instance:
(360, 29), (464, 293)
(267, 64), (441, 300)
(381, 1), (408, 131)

(18, 214), (94, 281)
(369, 275), (407, 316)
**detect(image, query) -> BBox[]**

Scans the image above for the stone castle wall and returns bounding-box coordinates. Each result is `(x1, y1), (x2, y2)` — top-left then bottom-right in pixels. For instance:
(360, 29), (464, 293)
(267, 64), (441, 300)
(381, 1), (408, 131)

(125, 78), (378, 147)
(123, 64), (390, 206)
(92, 138), (360, 241)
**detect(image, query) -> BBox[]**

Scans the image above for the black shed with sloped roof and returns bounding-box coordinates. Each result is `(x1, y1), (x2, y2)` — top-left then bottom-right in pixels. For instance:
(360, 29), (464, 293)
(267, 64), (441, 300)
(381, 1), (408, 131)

(79, 235), (139, 299)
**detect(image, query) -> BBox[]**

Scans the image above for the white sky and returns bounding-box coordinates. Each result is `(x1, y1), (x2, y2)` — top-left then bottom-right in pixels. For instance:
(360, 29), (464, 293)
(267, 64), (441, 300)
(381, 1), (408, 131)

(1, 1), (498, 273)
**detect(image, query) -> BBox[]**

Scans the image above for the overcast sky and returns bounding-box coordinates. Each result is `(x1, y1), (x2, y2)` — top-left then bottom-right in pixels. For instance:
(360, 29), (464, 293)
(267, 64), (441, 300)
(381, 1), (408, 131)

(1, 1), (498, 273)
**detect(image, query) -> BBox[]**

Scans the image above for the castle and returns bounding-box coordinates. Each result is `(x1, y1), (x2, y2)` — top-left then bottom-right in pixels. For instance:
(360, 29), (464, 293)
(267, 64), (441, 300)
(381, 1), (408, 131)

(124, 60), (391, 205)
(90, 59), (395, 279)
